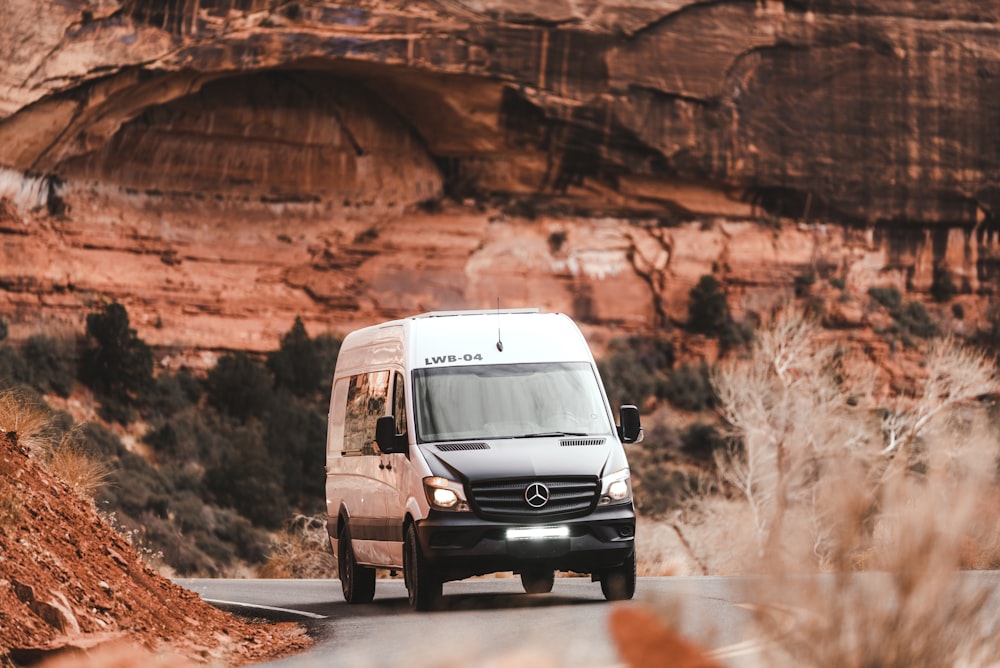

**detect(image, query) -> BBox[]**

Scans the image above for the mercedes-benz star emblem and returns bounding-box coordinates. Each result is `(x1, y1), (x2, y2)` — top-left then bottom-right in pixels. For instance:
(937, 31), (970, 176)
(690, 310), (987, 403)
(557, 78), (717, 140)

(524, 482), (550, 508)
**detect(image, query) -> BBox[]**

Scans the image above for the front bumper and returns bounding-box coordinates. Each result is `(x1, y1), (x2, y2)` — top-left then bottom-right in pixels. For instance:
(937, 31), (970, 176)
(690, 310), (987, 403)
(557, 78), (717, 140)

(414, 504), (635, 582)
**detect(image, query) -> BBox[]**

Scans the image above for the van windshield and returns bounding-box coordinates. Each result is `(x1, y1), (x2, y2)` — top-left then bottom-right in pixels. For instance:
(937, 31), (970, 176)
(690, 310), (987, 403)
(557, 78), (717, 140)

(412, 362), (614, 442)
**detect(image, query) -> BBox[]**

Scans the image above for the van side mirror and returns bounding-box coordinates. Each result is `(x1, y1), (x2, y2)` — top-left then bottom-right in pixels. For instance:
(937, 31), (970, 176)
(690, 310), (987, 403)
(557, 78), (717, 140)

(375, 415), (408, 455)
(618, 405), (643, 443)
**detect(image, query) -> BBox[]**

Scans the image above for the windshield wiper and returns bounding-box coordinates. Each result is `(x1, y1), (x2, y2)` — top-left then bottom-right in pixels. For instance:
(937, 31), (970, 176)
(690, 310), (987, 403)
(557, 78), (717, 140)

(511, 431), (590, 439)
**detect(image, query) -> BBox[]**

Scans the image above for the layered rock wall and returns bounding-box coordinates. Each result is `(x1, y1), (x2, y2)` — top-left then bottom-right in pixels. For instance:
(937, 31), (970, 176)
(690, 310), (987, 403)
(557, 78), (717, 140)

(2, 1), (1000, 356)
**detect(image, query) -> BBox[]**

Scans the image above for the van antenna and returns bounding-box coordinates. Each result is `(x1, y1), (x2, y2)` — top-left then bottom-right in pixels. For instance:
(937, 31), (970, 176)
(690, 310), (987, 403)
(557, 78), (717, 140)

(495, 298), (504, 352)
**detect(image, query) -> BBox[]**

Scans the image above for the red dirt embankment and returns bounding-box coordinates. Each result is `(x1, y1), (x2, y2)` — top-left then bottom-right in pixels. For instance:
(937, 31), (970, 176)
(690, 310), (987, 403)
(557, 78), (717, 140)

(0, 430), (311, 666)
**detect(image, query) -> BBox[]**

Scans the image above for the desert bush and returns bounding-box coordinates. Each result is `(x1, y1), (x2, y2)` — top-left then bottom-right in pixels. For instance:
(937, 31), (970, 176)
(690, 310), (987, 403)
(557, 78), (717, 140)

(931, 267), (957, 302)
(267, 316), (323, 397)
(680, 422), (727, 462)
(24, 333), (78, 397)
(0, 316), (7, 341)
(77, 421), (127, 459)
(211, 507), (271, 564)
(264, 391), (326, 509)
(868, 285), (903, 310)
(687, 275), (729, 335)
(624, 411), (698, 516)
(205, 351), (274, 423)
(80, 302), (153, 422)
(313, 333), (342, 396)
(704, 306), (1000, 666)
(660, 362), (714, 411)
(143, 369), (201, 418)
(598, 335), (673, 408)
(259, 515), (337, 579)
(0, 344), (29, 390)
(203, 422), (289, 529)
(895, 299), (937, 339)
(687, 275), (754, 349)
(868, 286), (938, 341)
(99, 449), (174, 519)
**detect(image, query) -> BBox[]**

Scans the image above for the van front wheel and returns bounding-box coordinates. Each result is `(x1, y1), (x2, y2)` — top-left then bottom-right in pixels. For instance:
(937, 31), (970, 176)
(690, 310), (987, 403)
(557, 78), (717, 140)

(339, 527), (376, 604)
(404, 524), (441, 611)
(599, 551), (636, 601)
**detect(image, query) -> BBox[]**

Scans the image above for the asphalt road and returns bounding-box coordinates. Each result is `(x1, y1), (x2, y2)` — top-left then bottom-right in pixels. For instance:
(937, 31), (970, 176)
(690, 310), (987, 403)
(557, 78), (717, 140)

(177, 572), (1000, 667)
(176, 576), (769, 667)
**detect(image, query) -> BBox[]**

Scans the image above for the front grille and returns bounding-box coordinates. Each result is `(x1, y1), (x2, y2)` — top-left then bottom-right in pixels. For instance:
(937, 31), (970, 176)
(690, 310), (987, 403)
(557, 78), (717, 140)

(468, 478), (599, 521)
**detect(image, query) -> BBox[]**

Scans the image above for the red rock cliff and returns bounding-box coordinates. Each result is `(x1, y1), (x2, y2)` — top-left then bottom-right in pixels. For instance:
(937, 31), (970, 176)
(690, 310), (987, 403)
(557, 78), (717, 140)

(0, 1), (997, 356)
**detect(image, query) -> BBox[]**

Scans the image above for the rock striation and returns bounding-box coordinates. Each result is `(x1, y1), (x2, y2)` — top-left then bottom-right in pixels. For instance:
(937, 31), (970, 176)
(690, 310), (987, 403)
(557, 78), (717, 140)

(1, 0), (999, 356)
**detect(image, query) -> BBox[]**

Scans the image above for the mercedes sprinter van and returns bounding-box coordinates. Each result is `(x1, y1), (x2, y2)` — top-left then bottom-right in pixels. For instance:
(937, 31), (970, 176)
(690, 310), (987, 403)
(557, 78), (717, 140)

(325, 309), (641, 610)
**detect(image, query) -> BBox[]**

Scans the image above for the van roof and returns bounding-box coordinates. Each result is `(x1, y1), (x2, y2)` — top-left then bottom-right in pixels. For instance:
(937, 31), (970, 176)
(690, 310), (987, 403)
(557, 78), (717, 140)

(411, 308), (539, 319)
(335, 309), (597, 375)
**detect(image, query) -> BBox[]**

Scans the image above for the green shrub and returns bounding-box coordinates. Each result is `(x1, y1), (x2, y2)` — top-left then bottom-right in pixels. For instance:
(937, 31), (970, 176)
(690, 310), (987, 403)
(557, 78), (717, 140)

(268, 317), (322, 397)
(930, 268), (957, 303)
(203, 423), (289, 529)
(868, 285), (903, 310)
(794, 270), (816, 297)
(896, 300), (938, 339)
(80, 302), (153, 420)
(170, 490), (212, 534)
(205, 352), (274, 423)
(264, 392), (326, 509)
(598, 335), (674, 408)
(144, 370), (201, 418)
(680, 422), (727, 462)
(24, 334), (77, 397)
(314, 333), (342, 397)
(660, 362), (715, 411)
(688, 275), (730, 335)
(868, 286), (938, 341)
(0, 345), (29, 390)
(211, 507), (270, 563)
(78, 422), (126, 459)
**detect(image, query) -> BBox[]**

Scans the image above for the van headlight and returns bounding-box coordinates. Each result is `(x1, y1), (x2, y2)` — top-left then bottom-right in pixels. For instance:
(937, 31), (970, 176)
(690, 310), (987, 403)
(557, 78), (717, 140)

(423, 477), (469, 511)
(599, 468), (632, 505)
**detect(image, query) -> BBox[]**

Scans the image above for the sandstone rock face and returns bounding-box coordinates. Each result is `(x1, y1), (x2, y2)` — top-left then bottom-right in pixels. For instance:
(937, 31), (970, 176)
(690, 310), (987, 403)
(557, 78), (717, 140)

(1, 1), (998, 355)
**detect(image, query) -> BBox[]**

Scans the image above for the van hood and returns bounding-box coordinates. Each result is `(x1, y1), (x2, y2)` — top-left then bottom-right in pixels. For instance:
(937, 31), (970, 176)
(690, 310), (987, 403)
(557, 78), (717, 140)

(417, 437), (623, 482)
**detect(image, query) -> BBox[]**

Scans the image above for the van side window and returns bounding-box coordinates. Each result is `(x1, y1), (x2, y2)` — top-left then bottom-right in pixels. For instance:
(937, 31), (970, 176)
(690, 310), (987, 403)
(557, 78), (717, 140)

(344, 370), (391, 456)
(393, 371), (407, 437)
(328, 379), (349, 455)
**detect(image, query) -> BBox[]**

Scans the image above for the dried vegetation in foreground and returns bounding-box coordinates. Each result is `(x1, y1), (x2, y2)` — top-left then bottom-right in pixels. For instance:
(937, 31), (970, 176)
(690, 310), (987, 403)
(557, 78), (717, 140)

(660, 307), (1000, 666)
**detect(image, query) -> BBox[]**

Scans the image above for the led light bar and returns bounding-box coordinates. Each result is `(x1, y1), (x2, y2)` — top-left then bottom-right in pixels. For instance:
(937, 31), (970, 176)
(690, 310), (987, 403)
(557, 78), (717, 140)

(506, 526), (570, 540)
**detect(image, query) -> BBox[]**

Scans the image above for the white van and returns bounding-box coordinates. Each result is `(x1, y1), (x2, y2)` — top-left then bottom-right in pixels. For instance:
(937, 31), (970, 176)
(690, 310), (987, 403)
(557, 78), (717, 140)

(325, 309), (641, 610)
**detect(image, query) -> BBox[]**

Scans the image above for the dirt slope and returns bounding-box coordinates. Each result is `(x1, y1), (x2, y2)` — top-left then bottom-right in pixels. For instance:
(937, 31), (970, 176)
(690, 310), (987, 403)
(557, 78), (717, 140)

(0, 429), (311, 665)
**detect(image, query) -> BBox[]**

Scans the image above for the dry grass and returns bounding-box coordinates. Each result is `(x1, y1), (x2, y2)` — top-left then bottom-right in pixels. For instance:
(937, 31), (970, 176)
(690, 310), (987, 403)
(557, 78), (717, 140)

(43, 428), (111, 500)
(669, 306), (1000, 666)
(0, 389), (55, 452)
(0, 390), (108, 501)
(258, 515), (337, 579)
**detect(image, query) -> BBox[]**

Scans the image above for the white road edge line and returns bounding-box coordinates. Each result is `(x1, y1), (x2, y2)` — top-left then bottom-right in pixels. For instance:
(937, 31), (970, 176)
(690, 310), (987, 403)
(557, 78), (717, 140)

(201, 598), (328, 620)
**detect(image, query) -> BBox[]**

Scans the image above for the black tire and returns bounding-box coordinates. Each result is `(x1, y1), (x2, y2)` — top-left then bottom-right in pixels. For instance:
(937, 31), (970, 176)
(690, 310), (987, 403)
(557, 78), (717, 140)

(599, 550), (636, 601)
(404, 524), (441, 611)
(520, 569), (555, 594)
(339, 526), (376, 604)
